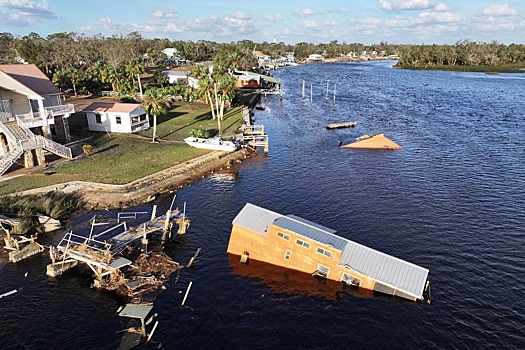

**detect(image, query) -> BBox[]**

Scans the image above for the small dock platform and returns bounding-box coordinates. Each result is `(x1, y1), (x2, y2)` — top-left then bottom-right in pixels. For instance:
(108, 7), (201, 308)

(326, 122), (357, 130)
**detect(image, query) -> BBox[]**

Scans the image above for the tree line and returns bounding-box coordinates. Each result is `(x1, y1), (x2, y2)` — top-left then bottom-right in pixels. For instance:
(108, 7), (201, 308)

(1, 31), (524, 96)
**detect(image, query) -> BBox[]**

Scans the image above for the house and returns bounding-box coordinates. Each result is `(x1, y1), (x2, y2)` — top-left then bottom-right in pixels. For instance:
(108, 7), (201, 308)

(83, 102), (149, 133)
(227, 203), (431, 302)
(0, 64), (74, 175)
(162, 71), (188, 85)
(307, 54), (325, 63)
(234, 71), (281, 90)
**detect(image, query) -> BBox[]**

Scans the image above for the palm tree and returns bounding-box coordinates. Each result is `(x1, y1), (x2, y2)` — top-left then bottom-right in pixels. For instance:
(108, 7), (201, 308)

(143, 89), (170, 143)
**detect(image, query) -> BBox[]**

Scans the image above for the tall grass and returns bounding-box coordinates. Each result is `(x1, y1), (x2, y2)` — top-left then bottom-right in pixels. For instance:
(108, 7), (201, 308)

(0, 191), (85, 234)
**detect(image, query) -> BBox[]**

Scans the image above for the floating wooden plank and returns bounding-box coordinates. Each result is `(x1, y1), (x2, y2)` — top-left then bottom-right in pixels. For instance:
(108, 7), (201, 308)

(0, 289), (17, 299)
(326, 122), (357, 129)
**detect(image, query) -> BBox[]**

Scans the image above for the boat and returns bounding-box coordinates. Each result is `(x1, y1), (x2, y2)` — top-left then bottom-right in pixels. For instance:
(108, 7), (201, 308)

(184, 137), (239, 152)
(326, 122), (357, 129)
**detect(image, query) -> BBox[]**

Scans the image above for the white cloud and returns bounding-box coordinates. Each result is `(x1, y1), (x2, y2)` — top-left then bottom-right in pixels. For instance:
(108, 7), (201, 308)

(264, 14), (283, 21)
(152, 10), (176, 18)
(300, 19), (320, 28)
(293, 8), (321, 17)
(434, 3), (452, 12)
(0, 0), (56, 26)
(419, 11), (460, 24)
(379, 0), (434, 12)
(478, 4), (518, 17)
(164, 23), (183, 32)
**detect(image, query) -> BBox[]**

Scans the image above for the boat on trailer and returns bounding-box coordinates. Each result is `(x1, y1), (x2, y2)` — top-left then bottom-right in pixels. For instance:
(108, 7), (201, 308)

(184, 137), (239, 152)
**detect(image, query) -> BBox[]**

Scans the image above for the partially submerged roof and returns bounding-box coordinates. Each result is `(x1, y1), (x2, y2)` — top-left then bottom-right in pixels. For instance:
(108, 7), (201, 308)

(232, 203), (283, 236)
(82, 102), (143, 114)
(233, 203), (428, 299)
(341, 134), (402, 150)
(119, 304), (153, 320)
(0, 64), (61, 97)
(339, 240), (429, 299)
(275, 215), (347, 251)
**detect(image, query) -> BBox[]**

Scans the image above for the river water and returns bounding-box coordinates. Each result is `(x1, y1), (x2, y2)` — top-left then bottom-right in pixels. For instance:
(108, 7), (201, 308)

(1, 61), (525, 349)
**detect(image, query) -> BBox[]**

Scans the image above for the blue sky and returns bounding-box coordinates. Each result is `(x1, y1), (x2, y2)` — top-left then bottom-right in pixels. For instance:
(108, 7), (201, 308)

(1, 0), (524, 44)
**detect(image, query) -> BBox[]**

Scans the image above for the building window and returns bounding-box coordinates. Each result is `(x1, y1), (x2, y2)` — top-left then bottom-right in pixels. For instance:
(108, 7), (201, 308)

(295, 239), (310, 249)
(116, 116), (122, 124)
(316, 247), (332, 258)
(284, 250), (292, 261)
(277, 232), (290, 241)
(317, 264), (329, 277)
(342, 273), (361, 286)
(95, 113), (102, 124)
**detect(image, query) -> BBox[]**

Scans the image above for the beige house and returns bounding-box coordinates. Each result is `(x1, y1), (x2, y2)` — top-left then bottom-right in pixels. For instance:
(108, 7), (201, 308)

(0, 64), (74, 175)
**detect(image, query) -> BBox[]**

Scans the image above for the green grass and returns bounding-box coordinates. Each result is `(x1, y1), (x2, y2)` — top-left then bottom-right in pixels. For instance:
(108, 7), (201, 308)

(137, 102), (245, 140)
(0, 101), (245, 195)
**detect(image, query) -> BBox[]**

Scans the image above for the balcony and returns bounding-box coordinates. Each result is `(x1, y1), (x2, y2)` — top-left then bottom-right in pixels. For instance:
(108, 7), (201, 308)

(15, 104), (75, 128)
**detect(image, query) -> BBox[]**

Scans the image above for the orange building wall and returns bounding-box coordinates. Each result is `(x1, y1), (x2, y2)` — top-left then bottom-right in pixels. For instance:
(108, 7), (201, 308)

(227, 223), (378, 292)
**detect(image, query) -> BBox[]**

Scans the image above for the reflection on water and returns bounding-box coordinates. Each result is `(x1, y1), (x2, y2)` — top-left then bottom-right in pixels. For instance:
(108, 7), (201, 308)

(228, 254), (378, 301)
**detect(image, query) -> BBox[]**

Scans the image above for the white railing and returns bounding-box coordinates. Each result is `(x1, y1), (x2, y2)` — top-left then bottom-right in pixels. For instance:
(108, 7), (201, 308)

(45, 103), (75, 116)
(0, 141), (24, 175)
(0, 121), (17, 145)
(35, 135), (73, 158)
(16, 117), (37, 142)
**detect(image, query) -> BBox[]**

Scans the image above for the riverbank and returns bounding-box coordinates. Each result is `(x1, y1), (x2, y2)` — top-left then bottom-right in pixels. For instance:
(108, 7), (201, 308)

(7, 147), (256, 209)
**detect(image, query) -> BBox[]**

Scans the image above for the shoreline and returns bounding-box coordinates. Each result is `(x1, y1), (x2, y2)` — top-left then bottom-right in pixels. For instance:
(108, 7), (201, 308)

(7, 147), (256, 209)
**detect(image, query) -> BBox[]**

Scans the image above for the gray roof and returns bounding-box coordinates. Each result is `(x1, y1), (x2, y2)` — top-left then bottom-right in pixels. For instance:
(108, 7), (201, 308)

(275, 215), (347, 251)
(339, 241), (429, 299)
(232, 203), (283, 236)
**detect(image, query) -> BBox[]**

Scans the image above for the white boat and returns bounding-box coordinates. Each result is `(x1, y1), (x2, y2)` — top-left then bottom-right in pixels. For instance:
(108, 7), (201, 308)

(184, 137), (239, 152)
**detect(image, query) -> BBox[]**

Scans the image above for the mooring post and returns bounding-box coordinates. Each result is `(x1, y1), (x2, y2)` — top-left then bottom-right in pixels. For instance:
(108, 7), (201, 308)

(182, 281), (193, 306)
(150, 205), (157, 221)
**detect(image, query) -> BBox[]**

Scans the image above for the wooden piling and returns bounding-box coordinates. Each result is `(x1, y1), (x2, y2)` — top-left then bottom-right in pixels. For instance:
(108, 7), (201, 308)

(182, 281), (193, 306)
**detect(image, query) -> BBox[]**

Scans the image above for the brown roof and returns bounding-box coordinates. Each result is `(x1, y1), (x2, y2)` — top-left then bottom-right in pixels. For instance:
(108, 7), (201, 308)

(82, 102), (143, 113)
(0, 64), (62, 96)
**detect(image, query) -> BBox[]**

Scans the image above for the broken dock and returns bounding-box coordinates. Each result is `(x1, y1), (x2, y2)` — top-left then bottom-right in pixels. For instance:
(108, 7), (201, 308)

(326, 122), (357, 129)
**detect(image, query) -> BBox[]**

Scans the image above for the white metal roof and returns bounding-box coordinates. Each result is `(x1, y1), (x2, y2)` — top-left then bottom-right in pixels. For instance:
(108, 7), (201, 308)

(232, 203), (283, 236)
(339, 240), (429, 299)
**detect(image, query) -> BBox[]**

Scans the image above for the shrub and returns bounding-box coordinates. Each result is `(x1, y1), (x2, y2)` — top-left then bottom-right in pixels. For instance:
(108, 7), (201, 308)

(82, 144), (94, 155)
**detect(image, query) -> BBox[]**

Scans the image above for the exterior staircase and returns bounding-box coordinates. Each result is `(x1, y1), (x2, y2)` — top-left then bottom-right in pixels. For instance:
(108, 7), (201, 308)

(0, 147), (24, 175)
(0, 120), (73, 175)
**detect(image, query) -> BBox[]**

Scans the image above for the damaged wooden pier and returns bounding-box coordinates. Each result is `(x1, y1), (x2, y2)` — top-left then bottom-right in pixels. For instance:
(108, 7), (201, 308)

(46, 198), (190, 300)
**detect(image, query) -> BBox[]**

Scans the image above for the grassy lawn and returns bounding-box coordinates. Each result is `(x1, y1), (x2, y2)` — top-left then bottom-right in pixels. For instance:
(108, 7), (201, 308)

(138, 102), (245, 140)
(0, 101), (245, 195)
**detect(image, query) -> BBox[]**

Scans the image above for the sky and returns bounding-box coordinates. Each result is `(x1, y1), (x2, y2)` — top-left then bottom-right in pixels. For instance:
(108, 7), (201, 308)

(1, 0), (524, 45)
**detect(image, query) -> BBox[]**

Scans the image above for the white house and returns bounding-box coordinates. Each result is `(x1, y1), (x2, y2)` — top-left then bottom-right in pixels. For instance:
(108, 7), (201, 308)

(83, 102), (149, 133)
(0, 64), (75, 174)
(163, 71), (188, 85)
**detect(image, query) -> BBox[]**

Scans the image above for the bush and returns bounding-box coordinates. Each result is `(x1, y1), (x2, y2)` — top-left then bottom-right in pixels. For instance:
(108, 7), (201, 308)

(189, 128), (209, 138)
(82, 144), (94, 155)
